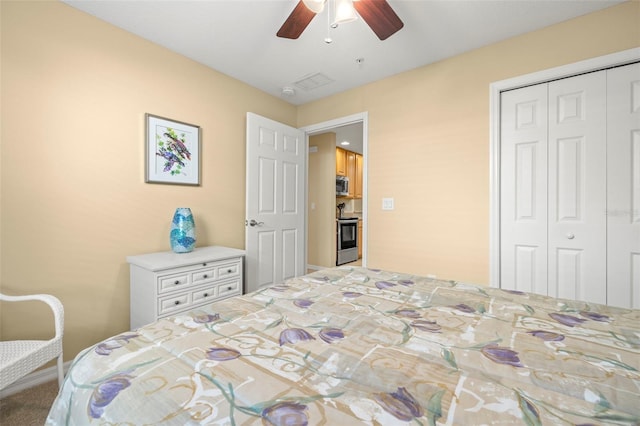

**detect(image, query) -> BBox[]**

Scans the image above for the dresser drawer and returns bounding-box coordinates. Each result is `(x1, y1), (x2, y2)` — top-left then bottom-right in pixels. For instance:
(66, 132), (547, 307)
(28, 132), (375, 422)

(191, 285), (218, 304)
(217, 279), (241, 298)
(158, 273), (189, 293)
(191, 267), (216, 285)
(217, 261), (241, 280)
(158, 293), (190, 315)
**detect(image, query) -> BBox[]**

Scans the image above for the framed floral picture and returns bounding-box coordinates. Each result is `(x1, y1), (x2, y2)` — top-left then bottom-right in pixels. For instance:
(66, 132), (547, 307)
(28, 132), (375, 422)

(145, 113), (201, 185)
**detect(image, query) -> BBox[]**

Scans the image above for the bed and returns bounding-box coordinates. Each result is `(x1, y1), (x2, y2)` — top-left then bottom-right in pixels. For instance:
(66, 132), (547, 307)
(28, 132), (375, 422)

(46, 266), (639, 425)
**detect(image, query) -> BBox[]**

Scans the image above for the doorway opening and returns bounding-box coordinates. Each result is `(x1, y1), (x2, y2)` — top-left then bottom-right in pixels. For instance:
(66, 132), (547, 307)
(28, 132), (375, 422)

(301, 112), (368, 272)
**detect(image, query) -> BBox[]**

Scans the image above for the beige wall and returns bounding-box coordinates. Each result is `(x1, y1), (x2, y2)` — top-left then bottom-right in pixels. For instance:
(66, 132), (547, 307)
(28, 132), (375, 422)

(298, 0), (640, 283)
(307, 133), (337, 268)
(1, 0), (638, 363)
(0, 1), (295, 359)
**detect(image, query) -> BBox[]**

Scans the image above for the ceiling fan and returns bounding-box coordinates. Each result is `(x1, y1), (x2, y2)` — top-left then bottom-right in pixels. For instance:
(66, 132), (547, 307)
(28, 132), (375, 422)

(277, 0), (404, 41)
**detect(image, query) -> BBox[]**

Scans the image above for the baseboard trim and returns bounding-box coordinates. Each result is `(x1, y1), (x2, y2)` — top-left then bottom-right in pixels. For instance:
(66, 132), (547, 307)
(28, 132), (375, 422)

(0, 361), (71, 398)
(306, 264), (326, 272)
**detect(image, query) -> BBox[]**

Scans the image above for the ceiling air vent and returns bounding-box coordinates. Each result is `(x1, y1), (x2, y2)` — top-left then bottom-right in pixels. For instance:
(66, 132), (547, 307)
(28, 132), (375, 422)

(294, 73), (334, 91)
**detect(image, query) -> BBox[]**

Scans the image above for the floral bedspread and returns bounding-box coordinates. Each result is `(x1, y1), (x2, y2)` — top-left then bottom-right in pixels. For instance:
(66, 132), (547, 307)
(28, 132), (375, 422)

(46, 267), (640, 425)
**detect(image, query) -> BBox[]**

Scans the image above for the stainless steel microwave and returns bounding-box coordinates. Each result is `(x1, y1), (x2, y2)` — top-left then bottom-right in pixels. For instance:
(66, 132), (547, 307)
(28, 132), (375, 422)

(336, 175), (349, 196)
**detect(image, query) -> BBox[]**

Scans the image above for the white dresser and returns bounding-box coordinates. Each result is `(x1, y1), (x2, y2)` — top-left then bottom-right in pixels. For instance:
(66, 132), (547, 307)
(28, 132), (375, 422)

(127, 246), (245, 329)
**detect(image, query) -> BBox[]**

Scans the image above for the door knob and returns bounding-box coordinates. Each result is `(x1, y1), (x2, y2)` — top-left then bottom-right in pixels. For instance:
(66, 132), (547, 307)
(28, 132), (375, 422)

(247, 219), (264, 227)
(566, 233), (575, 239)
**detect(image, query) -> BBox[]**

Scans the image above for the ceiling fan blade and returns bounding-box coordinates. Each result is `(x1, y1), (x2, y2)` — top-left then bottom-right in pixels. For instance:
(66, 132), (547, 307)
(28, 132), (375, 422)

(353, 0), (404, 40)
(277, 1), (318, 39)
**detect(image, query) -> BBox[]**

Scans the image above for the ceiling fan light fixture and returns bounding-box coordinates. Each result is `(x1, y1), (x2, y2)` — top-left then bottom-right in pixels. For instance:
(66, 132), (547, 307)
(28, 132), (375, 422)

(333, 0), (358, 25)
(302, 0), (325, 14)
(277, 0), (403, 41)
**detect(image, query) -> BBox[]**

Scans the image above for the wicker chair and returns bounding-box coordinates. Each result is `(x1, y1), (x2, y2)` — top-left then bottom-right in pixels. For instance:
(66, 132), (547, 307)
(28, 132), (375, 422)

(0, 293), (65, 390)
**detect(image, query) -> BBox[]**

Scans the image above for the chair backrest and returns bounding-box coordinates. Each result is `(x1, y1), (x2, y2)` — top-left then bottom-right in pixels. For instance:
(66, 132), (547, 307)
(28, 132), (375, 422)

(0, 293), (64, 337)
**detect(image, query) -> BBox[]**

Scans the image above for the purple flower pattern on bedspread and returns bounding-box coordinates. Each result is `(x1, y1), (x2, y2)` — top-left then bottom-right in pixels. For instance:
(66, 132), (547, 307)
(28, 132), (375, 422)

(46, 267), (640, 425)
(373, 387), (424, 421)
(549, 312), (587, 327)
(411, 319), (442, 333)
(394, 308), (421, 318)
(193, 313), (220, 323)
(452, 303), (475, 313)
(279, 328), (315, 346)
(527, 330), (565, 341)
(579, 310), (610, 322)
(375, 280), (397, 289)
(262, 402), (309, 426)
(206, 347), (241, 361)
(318, 327), (344, 343)
(293, 298), (314, 308)
(88, 374), (132, 419)
(481, 344), (524, 367)
(94, 333), (139, 356)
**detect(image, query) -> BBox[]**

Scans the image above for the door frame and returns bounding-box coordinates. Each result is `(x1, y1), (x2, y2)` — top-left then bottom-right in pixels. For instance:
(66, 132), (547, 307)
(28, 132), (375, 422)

(301, 112), (369, 269)
(489, 47), (640, 289)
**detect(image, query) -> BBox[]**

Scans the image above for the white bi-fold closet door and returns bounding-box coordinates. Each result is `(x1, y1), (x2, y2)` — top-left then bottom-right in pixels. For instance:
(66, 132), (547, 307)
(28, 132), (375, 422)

(500, 62), (639, 308)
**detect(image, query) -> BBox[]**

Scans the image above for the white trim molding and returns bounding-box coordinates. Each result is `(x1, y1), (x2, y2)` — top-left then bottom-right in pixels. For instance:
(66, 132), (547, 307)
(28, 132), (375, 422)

(305, 264), (326, 272)
(301, 112), (369, 269)
(489, 48), (640, 288)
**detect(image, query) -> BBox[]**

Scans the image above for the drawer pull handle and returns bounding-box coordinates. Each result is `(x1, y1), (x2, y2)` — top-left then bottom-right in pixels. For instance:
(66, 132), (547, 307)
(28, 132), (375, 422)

(203, 274), (208, 279)
(227, 269), (233, 273)
(202, 263), (207, 267)
(174, 280), (180, 285)
(227, 286), (232, 291)
(174, 301), (180, 305)
(204, 293), (209, 297)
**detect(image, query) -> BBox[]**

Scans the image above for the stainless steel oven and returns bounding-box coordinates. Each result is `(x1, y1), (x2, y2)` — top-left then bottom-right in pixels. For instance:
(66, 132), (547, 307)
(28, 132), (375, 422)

(337, 218), (358, 265)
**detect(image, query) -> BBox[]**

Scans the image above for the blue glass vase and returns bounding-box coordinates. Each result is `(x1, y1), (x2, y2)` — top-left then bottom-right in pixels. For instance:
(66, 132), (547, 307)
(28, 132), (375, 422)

(170, 208), (196, 253)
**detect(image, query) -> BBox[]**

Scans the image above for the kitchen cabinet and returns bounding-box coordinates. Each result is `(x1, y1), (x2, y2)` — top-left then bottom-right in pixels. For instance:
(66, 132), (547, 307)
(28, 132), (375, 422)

(336, 147), (347, 176)
(336, 147), (363, 199)
(346, 151), (356, 198)
(127, 246), (245, 329)
(355, 154), (363, 199)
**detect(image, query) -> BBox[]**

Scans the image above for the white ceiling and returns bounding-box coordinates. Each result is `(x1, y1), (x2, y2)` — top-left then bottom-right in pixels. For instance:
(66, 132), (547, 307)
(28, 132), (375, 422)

(334, 121), (364, 154)
(62, 0), (623, 107)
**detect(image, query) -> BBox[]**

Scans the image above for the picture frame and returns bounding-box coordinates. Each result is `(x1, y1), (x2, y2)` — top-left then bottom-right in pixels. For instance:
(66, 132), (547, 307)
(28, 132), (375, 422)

(145, 113), (201, 185)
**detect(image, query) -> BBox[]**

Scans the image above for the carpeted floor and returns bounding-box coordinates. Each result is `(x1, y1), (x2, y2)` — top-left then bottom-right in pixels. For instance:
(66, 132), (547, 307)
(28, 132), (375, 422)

(0, 380), (58, 425)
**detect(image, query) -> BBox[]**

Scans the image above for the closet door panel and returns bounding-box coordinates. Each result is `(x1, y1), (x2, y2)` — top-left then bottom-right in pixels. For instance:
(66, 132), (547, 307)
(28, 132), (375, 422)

(500, 85), (548, 294)
(607, 62), (640, 309)
(555, 248), (582, 301)
(548, 72), (607, 304)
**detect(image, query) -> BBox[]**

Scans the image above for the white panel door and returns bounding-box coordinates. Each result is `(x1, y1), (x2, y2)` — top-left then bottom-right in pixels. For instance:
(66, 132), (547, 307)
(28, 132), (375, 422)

(547, 72), (607, 304)
(607, 63), (640, 309)
(500, 84), (549, 294)
(246, 113), (305, 294)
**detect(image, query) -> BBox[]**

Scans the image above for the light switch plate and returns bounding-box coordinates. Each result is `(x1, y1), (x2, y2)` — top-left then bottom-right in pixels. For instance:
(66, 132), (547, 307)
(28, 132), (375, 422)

(382, 197), (394, 210)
